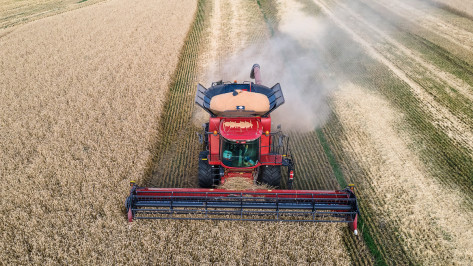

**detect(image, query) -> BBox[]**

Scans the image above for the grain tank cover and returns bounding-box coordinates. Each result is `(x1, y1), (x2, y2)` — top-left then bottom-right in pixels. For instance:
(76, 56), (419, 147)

(219, 118), (263, 141)
(195, 82), (284, 117)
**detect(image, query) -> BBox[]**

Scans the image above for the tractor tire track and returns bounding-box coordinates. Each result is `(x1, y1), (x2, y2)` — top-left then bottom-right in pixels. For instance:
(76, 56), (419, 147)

(290, 131), (339, 190)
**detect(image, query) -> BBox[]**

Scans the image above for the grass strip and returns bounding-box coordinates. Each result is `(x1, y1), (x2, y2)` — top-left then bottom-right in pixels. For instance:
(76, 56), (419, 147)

(316, 128), (387, 266)
(316, 129), (347, 188)
(256, 0), (278, 37)
(357, 215), (387, 266)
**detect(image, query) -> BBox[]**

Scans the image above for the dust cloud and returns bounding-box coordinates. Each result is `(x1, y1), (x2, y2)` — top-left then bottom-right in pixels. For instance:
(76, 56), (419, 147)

(212, 1), (358, 132)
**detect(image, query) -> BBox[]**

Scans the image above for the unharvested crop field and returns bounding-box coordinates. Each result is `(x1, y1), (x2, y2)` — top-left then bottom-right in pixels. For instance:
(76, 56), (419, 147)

(2, 0), (473, 264)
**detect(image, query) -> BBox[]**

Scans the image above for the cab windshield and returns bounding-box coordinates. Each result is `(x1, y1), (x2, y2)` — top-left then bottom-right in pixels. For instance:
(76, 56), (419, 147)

(221, 138), (259, 167)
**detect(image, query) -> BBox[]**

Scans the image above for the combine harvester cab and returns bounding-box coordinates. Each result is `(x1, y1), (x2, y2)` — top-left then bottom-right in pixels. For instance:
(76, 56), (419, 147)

(126, 64), (360, 234)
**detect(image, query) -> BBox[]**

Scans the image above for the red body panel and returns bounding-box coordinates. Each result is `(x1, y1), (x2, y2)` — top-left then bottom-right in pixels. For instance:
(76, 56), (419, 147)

(260, 117), (271, 131)
(260, 154), (283, 164)
(260, 117), (271, 155)
(350, 213), (358, 232)
(209, 117), (221, 164)
(219, 118), (263, 141)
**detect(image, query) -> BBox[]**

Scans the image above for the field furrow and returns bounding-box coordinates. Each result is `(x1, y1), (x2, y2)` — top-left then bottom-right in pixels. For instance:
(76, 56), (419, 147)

(335, 0), (473, 105)
(295, 0), (473, 263)
(324, 114), (405, 264)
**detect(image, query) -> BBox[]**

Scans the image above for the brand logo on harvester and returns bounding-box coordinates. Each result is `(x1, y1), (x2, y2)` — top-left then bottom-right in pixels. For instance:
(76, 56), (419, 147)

(223, 121), (253, 129)
(236, 105), (245, 110)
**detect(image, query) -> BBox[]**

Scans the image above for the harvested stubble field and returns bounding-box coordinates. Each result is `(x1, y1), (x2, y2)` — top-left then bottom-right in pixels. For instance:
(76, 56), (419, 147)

(309, 0), (473, 264)
(2, 0), (473, 264)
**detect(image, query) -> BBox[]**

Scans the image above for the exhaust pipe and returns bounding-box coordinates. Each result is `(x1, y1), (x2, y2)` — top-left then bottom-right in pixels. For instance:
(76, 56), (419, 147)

(250, 64), (262, 85)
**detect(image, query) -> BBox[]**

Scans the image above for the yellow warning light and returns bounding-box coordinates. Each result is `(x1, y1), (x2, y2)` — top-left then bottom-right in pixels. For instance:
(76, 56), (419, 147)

(348, 184), (355, 192)
(213, 130), (218, 136)
(265, 131), (269, 136)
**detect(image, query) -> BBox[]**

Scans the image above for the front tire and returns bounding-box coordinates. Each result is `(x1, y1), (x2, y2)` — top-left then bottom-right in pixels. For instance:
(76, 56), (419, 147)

(198, 151), (213, 188)
(259, 165), (281, 188)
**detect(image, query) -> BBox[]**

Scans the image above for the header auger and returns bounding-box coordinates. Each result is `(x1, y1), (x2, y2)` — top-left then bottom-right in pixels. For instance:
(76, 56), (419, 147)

(126, 64), (359, 234)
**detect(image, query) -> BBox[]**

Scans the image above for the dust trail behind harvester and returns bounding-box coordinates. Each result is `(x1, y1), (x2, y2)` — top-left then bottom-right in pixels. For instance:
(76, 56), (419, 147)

(214, 1), (361, 131)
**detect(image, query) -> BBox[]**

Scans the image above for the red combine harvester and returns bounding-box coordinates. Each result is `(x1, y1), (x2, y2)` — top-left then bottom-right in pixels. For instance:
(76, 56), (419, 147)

(126, 64), (359, 234)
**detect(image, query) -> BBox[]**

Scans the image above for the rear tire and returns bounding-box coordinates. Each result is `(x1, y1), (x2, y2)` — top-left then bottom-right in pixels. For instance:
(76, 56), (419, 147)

(259, 165), (281, 188)
(198, 151), (213, 188)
